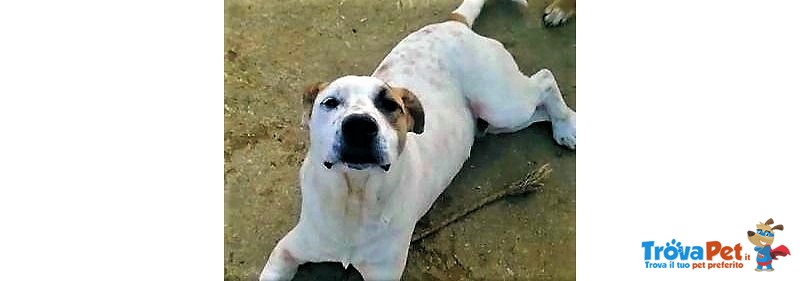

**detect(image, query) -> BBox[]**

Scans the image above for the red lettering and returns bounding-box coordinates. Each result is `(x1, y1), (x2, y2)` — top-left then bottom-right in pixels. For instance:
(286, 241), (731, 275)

(706, 241), (721, 260)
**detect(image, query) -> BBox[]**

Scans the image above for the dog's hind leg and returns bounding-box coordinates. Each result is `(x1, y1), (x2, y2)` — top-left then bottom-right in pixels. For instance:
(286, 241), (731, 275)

(461, 38), (576, 149)
(526, 68), (576, 149)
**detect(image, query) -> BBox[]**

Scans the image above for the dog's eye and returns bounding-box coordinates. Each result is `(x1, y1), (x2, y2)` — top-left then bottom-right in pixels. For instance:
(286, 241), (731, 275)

(380, 99), (399, 112)
(322, 97), (340, 109)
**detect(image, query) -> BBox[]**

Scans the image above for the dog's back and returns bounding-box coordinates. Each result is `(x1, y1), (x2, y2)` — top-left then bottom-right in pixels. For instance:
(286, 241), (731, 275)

(370, 21), (480, 219)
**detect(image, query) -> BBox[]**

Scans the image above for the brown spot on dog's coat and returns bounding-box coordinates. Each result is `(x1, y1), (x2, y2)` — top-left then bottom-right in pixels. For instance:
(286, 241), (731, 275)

(447, 13), (469, 26)
(281, 248), (297, 264)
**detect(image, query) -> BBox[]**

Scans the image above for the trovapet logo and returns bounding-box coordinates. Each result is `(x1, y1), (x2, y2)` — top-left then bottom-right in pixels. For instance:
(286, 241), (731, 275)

(641, 217), (792, 271)
(641, 239), (746, 270)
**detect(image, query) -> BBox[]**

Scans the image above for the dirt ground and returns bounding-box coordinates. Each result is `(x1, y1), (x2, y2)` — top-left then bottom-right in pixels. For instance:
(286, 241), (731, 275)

(224, 0), (575, 280)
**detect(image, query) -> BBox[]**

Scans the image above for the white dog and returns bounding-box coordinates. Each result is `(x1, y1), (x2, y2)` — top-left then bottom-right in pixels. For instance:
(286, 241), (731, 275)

(260, 0), (576, 280)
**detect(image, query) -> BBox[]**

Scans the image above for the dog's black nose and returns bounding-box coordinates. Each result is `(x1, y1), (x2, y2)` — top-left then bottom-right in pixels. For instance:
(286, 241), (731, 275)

(342, 114), (378, 145)
(747, 230), (755, 237)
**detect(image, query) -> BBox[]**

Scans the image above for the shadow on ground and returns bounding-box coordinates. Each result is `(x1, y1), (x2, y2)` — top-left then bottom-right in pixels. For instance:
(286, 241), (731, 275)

(224, 0), (575, 280)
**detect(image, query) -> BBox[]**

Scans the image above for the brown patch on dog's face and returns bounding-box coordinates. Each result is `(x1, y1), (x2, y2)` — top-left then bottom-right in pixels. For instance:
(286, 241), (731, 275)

(374, 86), (424, 152)
(301, 81), (328, 128)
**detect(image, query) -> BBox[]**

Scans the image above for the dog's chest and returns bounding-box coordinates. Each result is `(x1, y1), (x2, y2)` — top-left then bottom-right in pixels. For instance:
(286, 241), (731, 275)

(341, 173), (371, 224)
(338, 173), (389, 229)
(327, 173), (397, 264)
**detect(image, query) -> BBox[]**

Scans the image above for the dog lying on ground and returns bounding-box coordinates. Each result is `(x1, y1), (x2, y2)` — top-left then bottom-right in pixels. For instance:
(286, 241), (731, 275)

(259, 0), (576, 280)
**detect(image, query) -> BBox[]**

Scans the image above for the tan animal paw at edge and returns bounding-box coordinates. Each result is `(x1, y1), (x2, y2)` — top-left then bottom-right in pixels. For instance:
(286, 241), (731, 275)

(543, 0), (576, 27)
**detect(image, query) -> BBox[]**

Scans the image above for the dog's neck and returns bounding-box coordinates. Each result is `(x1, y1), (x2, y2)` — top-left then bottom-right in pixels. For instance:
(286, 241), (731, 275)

(342, 170), (370, 192)
(301, 153), (408, 229)
(300, 167), (401, 248)
(334, 168), (397, 218)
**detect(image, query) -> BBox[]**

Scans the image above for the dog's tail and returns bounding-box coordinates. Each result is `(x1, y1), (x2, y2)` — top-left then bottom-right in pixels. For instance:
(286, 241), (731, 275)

(449, 0), (528, 28)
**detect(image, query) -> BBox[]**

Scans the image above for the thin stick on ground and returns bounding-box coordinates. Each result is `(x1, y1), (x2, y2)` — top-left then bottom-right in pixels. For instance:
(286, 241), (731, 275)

(411, 163), (552, 243)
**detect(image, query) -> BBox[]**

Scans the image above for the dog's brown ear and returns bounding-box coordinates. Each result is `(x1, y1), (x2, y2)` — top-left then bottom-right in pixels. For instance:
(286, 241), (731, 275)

(772, 224), (784, 231)
(399, 88), (424, 134)
(301, 82), (328, 128)
(765, 218), (774, 225)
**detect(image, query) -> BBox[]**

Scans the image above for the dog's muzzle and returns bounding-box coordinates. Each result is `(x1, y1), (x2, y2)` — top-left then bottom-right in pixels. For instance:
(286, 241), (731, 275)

(323, 113), (390, 171)
(342, 113), (379, 149)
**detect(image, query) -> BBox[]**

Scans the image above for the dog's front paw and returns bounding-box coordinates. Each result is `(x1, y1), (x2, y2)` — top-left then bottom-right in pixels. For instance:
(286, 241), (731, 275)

(552, 112), (576, 149)
(543, 0), (575, 27)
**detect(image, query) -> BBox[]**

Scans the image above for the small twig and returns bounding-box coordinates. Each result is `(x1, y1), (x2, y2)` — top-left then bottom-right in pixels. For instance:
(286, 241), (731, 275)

(411, 163), (552, 243)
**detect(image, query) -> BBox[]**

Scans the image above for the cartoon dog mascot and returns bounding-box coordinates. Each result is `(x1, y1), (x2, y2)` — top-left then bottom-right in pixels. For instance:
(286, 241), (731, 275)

(747, 218), (791, 272)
